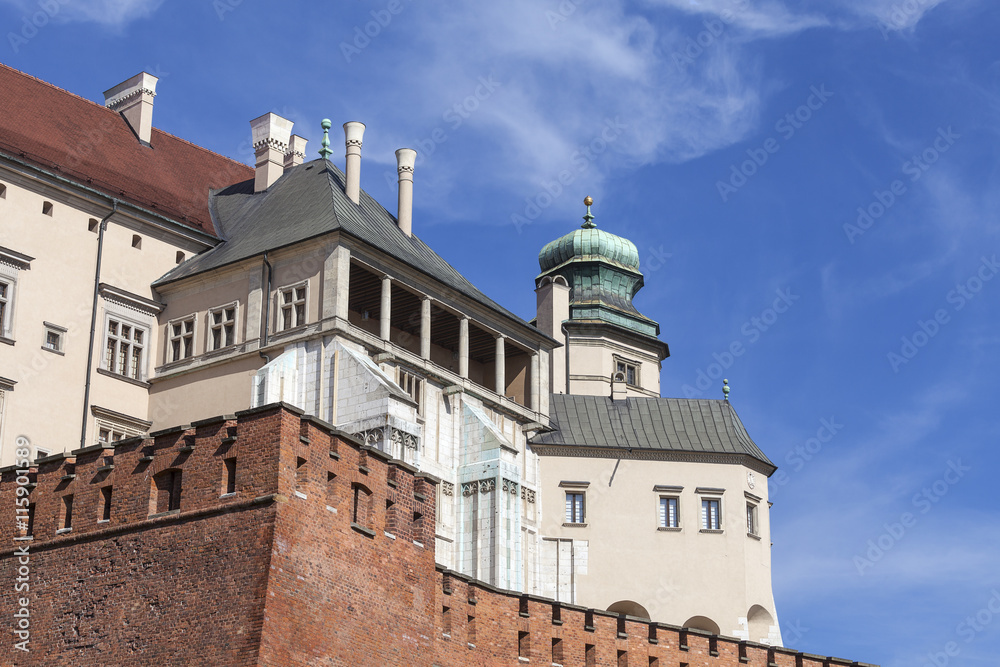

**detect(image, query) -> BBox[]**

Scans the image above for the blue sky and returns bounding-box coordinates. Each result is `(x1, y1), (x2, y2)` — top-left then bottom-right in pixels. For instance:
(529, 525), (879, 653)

(3, 0), (999, 663)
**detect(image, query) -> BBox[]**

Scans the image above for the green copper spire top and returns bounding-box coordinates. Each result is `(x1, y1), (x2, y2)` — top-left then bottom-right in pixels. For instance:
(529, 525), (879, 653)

(582, 195), (596, 229)
(319, 119), (333, 159)
(723, 379), (730, 401)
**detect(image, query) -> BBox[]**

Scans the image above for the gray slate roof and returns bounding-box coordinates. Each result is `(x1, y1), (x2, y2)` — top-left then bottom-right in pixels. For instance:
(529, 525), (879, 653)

(154, 159), (531, 330)
(530, 394), (775, 470)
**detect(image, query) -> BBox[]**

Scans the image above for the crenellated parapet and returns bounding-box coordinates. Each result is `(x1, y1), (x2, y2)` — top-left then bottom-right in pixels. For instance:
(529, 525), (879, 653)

(434, 568), (876, 667)
(0, 402), (437, 554)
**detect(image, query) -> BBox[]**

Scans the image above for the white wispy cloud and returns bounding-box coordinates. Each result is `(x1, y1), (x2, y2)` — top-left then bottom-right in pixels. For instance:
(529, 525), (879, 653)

(642, 0), (829, 37)
(0, 0), (163, 28)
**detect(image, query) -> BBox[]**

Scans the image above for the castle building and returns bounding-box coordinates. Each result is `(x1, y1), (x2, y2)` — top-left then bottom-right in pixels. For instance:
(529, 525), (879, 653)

(1, 64), (780, 648)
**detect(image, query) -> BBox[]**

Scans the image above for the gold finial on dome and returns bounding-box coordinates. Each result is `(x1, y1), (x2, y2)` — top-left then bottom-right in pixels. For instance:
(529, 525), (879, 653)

(582, 195), (596, 228)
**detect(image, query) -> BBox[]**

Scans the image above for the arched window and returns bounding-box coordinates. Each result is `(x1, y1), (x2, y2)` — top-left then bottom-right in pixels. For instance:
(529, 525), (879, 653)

(747, 604), (776, 643)
(683, 615), (721, 635)
(606, 600), (651, 620)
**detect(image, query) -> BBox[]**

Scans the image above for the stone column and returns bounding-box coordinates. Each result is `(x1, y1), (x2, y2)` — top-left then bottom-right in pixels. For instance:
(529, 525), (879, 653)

(420, 297), (431, 360)
(530, 352), (540, 412)
(380, 276), (391, 341)
(459, 317), (469, 378)
(495, 335), (506, 396)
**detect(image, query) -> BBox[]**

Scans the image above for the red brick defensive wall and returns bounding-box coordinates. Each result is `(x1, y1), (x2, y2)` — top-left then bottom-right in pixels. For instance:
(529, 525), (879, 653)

(0, 403), (875, 666)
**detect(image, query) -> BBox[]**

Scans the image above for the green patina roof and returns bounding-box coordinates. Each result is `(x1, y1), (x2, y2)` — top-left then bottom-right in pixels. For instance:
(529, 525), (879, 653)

(538, 226), (640, 274)
(537, 208), (659, 338)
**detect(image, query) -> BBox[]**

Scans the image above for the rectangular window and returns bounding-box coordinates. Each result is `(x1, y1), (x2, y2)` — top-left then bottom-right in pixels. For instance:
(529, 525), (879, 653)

(105, 317), (146, 380)
(100, 486), (112, 522)
(616, 360), (638, 386)
(747, 502), (758, 536)
(169, 316), (195, 362)
(44, 329), (61, 350)
(397, 368), (423, 414)
(62, 494), (74, 530)
(659, 496), (679, 528)
(279, 283), (307, 331)
(224, 458), (237, 495)
(701, 498), (721, 530)
(0, 278), (11, 337)
(565, 492), (585, 524)
(42, 322), (66, 353)
(97, 424), (131, 445)
(209, 304), (237, 351)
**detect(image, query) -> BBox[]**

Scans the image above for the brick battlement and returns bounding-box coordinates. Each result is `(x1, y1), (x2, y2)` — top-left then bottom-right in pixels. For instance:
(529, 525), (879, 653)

(432, 568), (874, 667)
(0, 402), (437, 553)
(0, 404), (874, 666)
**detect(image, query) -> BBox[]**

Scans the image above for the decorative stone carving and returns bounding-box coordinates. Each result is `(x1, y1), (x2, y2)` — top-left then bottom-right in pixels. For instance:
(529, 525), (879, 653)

(502, 478), (518, 495)
(358, 427), (383, 448)
(479, 478), (496, 494)
(521, 487), (535, 504)
(441, 481), (454, 496)
(462, 481), (478, 496)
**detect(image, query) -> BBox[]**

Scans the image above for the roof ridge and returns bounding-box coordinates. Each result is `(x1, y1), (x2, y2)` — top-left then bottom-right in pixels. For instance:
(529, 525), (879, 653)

(0, 63), (116, 115)
(0, 63), (253, 176)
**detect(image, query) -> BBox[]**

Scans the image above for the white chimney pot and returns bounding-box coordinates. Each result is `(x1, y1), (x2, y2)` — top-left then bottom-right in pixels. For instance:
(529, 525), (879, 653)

(395, 148), (417, 237)
(250, 113), (294, 193)
(343, 121), (365, 204)
(104, 72), (159, 145)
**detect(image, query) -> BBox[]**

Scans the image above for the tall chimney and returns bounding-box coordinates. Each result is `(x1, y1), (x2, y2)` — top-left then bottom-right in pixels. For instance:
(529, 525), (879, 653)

(343, 121), (365, 204)
(395, 148), (416, 237)
(250, 113), (294, 193)
(284, 135), (308, 169)
(103, 72), (158, 145)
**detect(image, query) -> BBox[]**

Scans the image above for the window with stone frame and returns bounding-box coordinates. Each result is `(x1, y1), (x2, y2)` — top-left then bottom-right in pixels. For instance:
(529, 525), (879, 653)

(396, 367), (423, 414)
(278, 283), (307, 331)
(104, 317), (147, 380)
(168, 316), (196, 362)
(209, 303), (237, 351)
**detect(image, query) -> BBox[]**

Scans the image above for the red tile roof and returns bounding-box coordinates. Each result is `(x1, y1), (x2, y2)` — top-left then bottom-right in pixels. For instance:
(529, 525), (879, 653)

(0, 64), (254, 237)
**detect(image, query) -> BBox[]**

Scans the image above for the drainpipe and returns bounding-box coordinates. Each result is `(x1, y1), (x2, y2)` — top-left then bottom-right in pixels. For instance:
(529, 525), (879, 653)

(259, 251), (272, 363)
(560, 321), (570, 395)
(80, 200), (119, 449)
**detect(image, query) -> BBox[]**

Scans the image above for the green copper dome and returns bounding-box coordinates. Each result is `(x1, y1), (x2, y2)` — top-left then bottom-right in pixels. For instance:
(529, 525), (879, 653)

(536, 198), (660, 338)
(538, 226), (640, 274)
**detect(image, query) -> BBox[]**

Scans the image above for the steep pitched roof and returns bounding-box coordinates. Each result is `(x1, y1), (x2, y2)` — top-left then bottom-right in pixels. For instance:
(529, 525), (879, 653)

(0, 64), (252, 236)
(155, 159), (542, 334)
(530, 394), (775, 471)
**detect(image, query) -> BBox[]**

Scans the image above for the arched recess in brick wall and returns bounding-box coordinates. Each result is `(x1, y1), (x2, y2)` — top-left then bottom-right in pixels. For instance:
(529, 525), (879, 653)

(683, 615), (721, 635)
(606, 600), (650, 620)
(747, 605), (775, 642)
